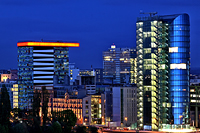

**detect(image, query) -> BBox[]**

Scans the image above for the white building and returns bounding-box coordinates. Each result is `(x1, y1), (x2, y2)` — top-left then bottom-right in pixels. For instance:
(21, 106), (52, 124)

(105, 86), (137, 127)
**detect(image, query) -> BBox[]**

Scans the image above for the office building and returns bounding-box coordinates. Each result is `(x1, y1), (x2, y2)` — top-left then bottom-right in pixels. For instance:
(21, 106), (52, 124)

(79, 68), (104, 85)
(190, 85), (200, 128)
(0, 83), (18, 109)
(94, 68), (104, 84)
(76, 75), (96, 95)
(105, 85), (137, 127)
(17, 41), (79, 109)
(136, 14), (190, 130)
(103, 45), (137, 84)
(69, 63), (80, 85)
(82, 94), (105, 125)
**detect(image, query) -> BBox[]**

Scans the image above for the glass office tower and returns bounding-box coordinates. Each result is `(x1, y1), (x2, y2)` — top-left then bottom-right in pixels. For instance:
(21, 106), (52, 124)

(136, 14), (190, 130)
(103, 45), (137, 84)
(18, 42), (79, 109)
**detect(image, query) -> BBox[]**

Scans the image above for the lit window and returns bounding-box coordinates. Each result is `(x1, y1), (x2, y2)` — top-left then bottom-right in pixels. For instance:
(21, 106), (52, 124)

(138, 22), (143, 25)
(169, 47), (178, 53)
(86, 110), (89, 114)
(160, 64), (166, 69)
(190, 89), (195, 92)
(13, 96), (18, 99)
(170, 63), (186, 69)
(111, 45), (116, 49)
(191, 100), (196, 103)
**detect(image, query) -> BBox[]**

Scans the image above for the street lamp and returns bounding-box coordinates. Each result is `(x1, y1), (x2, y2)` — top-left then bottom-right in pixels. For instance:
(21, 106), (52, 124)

(84, 118), (88, 125)
(125, 117), (127, 127)
(102, 116), (104, 125)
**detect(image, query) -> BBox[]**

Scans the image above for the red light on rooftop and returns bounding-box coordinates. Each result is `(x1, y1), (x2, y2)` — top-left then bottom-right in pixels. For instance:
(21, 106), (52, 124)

(17, 42), (79, 47)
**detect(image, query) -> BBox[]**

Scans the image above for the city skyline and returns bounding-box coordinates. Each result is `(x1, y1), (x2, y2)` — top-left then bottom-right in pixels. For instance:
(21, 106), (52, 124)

(0, 0), (199, 69)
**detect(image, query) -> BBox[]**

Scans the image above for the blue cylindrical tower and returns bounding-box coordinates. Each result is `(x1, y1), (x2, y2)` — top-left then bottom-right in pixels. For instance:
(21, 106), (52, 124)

(169, 14), (190, 124)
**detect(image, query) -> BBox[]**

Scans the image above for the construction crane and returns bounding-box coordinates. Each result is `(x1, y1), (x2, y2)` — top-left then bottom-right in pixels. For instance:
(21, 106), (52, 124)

(140, 11), (157, 17)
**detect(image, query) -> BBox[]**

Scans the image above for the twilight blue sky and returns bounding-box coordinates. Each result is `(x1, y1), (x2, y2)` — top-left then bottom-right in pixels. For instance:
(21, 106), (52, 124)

(0, 0), (199, 69)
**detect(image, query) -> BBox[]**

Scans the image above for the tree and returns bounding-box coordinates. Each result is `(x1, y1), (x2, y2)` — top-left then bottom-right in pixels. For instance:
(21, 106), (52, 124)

(0, 124), (7, 133)
(26, 115), (42, 133)
(41, 86), (49, 127)
(0, 84), (11, 126)
(33, 89), (41, 118)
(52, 110), (77, 133)
(52, 122), (62, 133)
(11, 123), (29, 133)
(90, 126), (98, 133)
(46, 125), (54, 133)
(12, 107), (23, 119)
(75, 126), (87, 133)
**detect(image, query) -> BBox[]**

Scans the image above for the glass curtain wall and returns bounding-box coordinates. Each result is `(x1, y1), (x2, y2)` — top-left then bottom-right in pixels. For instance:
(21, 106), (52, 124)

(137, 13), (190, 130)
(18, 47), (34, 109)
(54, 47), (69, 84)
(169, 14), (190, 125)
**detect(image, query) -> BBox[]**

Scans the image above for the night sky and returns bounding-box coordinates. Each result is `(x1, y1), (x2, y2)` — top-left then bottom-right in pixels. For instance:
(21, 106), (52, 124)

(0, 0), (199, 69)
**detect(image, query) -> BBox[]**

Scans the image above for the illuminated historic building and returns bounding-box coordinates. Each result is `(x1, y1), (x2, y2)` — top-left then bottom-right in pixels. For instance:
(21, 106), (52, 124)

(51, 98), (83, 124)
(1, 70), (18, 83)
(17, 41), (79, 109)
(136, 14), (190, 130)
(103, 45), (137, 84)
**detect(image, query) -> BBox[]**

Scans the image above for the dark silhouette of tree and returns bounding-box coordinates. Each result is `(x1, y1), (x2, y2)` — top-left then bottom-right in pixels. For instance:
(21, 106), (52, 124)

(33, 89), (41, 117)
(90, 126), (98, 133)
(0, 124), (8, 133)
(0, 84), (11, 128)
(27, 115), (42, 133)
(75, 126), (87, 133)
(52, 122), (62, 133)
(41, 86), (49, 128)
(11, 123), (29, 133)
(46, 125), (54, 133)
(12, 107), (23, 119)
(52, 110), (77, 133)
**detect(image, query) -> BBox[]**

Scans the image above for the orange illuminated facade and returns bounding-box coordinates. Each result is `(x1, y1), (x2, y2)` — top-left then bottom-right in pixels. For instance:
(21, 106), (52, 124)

(17, 42), (79, 47)
(50, 98), (83, 124)
(1, 74), (11, 82)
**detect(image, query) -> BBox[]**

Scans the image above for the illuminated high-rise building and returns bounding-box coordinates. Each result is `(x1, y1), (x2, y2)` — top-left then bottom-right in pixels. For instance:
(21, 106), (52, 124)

(103, 45), (137, 84)
(136, 14), (190, 130)
(17, 41), (79, 109)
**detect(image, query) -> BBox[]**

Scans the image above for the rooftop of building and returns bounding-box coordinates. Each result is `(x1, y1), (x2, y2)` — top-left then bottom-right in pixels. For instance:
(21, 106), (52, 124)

(17, 41), (79, 47)
(137, 13), (189, 22)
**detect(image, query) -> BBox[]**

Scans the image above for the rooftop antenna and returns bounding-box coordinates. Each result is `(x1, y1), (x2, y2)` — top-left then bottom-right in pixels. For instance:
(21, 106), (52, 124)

(140, 11), (157, 17)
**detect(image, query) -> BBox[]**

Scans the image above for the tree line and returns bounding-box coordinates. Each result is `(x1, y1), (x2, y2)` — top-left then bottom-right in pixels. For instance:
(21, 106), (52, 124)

(0, 85), (98, 133)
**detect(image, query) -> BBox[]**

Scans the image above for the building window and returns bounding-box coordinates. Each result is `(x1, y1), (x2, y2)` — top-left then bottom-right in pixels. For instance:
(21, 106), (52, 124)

(169, 47), (178, 53)
(86, 100), (88, 104)
(170, 63), (186, 69)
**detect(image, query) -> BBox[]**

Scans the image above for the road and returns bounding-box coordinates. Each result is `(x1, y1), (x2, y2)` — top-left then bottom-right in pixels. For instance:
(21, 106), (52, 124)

(101, 130), (198, 133)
